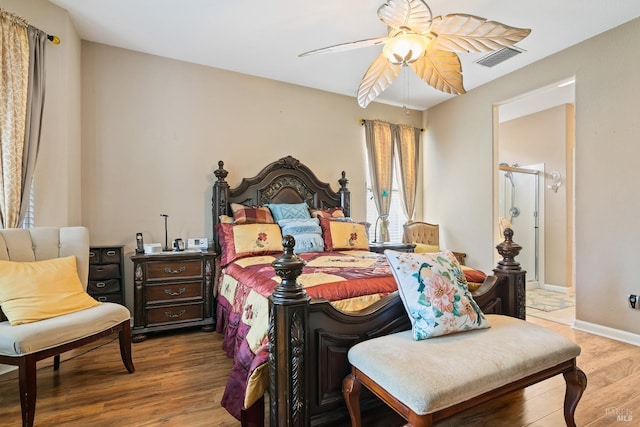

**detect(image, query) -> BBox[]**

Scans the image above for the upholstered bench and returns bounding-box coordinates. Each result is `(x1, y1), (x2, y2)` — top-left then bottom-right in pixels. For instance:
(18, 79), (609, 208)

(343, 315), (587, 427)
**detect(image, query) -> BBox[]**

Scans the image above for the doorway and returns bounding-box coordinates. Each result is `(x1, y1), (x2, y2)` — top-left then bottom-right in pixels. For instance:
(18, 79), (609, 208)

(494, 79), (575, 324)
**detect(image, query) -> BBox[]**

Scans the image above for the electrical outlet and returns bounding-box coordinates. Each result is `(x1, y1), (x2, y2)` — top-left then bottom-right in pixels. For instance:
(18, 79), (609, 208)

(629, 294), (637, 309)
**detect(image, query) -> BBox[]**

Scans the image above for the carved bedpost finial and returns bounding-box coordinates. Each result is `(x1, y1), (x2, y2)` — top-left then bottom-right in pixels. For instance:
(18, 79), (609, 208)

(495, 228), (522, 272)
(271, 235), (308, 301)
(339, 171), (348, 189)
(214, 160), (228, 182)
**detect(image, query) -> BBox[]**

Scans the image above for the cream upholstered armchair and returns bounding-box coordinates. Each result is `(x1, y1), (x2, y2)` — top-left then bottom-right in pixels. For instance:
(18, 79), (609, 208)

(0, 227), (134, 427)
(402, 221), (467, 265)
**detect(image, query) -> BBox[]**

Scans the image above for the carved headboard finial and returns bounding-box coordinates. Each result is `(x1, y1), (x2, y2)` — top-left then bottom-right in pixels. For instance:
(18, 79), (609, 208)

(339, 171), (349, 189)
(214, 161), (228, 182)
(278, 155), (301, 169)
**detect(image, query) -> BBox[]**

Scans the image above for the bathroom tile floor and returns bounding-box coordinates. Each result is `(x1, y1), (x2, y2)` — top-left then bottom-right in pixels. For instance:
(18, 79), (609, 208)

(526, 287), (575, 325)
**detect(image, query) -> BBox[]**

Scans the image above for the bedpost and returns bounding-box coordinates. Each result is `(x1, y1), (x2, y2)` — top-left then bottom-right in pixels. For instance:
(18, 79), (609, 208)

(269, 235), (310, 426)
(338, 171), (351, 217)
(213, 160), (230, 252)
(493, 228), (527, 320)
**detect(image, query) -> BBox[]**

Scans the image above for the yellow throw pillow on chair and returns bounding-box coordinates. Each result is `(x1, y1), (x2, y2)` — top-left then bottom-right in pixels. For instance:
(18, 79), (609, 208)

(0, 256), (100, 325)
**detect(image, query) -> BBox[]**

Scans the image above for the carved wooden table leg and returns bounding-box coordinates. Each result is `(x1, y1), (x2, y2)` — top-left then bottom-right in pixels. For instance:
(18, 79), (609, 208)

(343, 372), (363, 427)
(563, 366), (587, 427)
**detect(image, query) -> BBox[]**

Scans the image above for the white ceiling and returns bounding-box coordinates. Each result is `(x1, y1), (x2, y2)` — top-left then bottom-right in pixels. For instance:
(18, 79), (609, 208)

(48, 0), (640, 111)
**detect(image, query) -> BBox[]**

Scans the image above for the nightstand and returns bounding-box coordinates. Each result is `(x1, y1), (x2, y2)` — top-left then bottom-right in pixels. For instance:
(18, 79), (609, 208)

(368, 242), (416, 254)
(130, 250), (216, 342)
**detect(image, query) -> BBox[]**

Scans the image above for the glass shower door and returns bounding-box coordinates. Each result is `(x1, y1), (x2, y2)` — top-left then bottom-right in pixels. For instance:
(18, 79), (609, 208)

(498, 164), (540, 284)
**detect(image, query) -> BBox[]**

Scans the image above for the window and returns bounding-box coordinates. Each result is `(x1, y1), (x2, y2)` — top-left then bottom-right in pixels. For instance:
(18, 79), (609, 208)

(365, 164), (408, 243)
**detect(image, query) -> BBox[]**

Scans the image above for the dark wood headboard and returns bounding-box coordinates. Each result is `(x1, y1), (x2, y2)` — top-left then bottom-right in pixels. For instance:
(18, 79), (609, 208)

(211, 155), (351, 252)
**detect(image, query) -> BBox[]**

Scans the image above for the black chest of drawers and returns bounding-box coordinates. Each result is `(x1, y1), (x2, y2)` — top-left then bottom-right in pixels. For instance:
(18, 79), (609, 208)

(88, 246), (125, 304)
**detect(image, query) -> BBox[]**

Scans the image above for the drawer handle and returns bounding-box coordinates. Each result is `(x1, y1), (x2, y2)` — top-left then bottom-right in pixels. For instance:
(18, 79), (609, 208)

(97, 296), (108, 302)
(96, 267), (105, 272)
(106, 250), (116, 256)
(164, 266), (186, 274)
(165, 288), (186, 296)
(165, 309), (186, 318)
(89, 252), (96, 258)
(96, 282), (107, 288)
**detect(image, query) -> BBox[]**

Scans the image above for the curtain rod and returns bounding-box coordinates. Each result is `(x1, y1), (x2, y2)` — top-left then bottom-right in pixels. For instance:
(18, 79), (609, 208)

(359, 118), (424, 132)
(0, 8), (60, 44)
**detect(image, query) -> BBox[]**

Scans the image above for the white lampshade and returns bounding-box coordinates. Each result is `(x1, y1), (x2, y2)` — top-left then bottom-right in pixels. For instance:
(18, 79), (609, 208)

(383, 33), (429, 65)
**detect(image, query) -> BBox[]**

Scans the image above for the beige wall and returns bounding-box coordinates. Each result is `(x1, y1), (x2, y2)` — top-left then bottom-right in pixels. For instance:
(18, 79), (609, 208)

(426, 17), (640, 336)
(0, 0), (83, 226)
(80, 42), (424, 310)
(500, 105), (574, 288)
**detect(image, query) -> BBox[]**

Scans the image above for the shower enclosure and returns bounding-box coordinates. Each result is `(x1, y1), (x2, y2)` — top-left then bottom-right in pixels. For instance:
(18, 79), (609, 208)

(498, 164), (541, 285)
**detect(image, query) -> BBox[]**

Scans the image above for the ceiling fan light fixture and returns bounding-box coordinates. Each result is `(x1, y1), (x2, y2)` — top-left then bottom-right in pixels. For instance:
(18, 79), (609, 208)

(383, 33), (429, 65)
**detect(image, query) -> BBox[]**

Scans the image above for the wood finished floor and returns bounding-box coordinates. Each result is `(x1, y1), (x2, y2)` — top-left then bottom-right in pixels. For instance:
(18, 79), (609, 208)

(0, 316), (638, 426)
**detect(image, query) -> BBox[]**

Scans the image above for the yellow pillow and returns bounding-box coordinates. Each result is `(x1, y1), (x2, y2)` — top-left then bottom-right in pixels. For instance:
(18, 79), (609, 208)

(0, 256), (100, 325)
(413, 243), (441, 253)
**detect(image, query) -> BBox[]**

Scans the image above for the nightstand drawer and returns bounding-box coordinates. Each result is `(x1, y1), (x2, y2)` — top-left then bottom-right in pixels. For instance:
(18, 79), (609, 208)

(146, 282), (203, 303)
(146, 303), (203, 325)
(146, 260), (202, 281)
(88, 278), (120, 294)
(89, 263), (120, 280)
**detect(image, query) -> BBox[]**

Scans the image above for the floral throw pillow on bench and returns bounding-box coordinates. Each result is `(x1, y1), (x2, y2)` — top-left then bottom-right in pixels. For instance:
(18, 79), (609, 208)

(385, 249), (490, 340)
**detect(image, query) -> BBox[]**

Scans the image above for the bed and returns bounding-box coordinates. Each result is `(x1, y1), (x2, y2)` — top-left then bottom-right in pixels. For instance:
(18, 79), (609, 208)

(211, 155), (526, 426)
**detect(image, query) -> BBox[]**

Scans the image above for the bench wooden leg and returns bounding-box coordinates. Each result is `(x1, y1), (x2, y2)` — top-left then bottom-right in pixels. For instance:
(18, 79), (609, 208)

(563, 367), (587, 427)
(343, 373), (363, 427)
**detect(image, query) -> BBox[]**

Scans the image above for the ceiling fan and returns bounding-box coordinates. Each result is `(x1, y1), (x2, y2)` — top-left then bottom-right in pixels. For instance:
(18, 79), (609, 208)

(299, 0), (531, 108)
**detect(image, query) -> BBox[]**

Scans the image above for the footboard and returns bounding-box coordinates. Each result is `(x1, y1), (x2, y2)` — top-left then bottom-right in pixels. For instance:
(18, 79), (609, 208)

(306, 294), (411, 425)
(266, 229), (526, 427)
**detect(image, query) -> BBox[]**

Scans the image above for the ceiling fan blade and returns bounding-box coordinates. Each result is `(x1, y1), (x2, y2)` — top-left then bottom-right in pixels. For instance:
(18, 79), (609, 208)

(357, 54), (402, 108)
(377, 0), (433, 33)
(299, 36), (389, 57)
(409, 49), (466, 95)
(430, 14), (531, 53)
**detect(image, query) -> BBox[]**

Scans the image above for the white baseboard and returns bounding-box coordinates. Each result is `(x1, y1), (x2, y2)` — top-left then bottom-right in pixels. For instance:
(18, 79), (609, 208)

(573, 319), (640, 347)
(0, 365), (17, 376)
(540, 283), (572, 294)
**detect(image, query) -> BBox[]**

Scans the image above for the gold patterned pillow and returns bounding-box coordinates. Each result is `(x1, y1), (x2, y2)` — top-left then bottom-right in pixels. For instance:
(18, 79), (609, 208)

(319, 218), (369, 251)
(217, 223), (283, 266)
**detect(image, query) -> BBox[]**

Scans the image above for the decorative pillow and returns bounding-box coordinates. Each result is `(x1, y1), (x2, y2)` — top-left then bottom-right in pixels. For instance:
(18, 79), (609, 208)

(290, 233), (325, 254)
(219, 214), (234, 224)
(266, 203), (310, 222)
(309, 207), (345, 219)
(278, 217), (321, 235)
(278, 218), (324, 254)
(413, 243), (440, 253)
(0, 256), (100, 326)
(384, 249), (490, 340)
(217, 223), (284, 266)
(319, 218), (369, 251)
(462, 265), (487, 284)
(230, 203), (275, 224)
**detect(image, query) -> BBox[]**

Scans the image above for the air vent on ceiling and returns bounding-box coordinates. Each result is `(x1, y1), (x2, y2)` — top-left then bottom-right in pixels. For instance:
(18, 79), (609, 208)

(475, 46), (524, 68)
